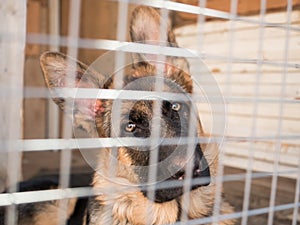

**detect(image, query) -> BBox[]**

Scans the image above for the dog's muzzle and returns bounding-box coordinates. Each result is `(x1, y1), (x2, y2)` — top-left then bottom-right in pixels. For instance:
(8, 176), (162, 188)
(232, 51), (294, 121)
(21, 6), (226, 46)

(141, 144), (211, 203)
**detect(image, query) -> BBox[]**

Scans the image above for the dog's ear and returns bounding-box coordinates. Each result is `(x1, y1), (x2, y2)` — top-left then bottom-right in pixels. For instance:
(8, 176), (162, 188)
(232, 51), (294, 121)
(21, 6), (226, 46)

(130, 6), (192, 92)
(40, 52), (109, 136)
(130, 6), (177, 46)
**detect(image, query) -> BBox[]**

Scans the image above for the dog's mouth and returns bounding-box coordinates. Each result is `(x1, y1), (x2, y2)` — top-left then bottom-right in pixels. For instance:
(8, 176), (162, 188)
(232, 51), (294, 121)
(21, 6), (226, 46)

(141, 144), (211, 203)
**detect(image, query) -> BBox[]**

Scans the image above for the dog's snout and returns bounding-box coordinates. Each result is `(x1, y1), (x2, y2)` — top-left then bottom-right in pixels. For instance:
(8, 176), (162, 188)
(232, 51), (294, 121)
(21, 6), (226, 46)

(167, 144), (211, 187)
(170, 164), (203, 181)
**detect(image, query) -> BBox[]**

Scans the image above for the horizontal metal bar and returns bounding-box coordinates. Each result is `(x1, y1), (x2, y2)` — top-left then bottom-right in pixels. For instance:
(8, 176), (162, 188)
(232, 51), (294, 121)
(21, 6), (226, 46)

(0, 169), (299, 207)
(26, 33), (195, 58)
(1, 134), (299, 152)
(51, 88), (190, 101)
(26, 34), (300, 69)
(17, 86), (300, 104)
(0, 187), (93, 206)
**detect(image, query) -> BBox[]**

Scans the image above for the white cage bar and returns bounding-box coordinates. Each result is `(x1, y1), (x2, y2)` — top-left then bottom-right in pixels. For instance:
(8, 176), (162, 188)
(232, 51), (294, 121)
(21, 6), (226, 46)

(0, 0), (299, 225)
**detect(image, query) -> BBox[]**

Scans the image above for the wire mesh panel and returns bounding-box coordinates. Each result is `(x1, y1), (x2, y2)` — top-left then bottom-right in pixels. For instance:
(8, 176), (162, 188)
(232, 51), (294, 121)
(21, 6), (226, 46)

(0, 0), (299, 225)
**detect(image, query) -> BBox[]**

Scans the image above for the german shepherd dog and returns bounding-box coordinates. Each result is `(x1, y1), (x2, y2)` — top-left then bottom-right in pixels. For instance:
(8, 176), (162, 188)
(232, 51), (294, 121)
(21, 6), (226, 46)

(0, 6), (235, 225)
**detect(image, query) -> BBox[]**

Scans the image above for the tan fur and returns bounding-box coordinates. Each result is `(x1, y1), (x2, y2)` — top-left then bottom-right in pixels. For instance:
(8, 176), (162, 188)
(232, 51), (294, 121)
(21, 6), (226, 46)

(92, 143), (235, 225)
(92, 148), (180, 225)
(89, 128), (233, 224)
(33, 198), (77, 225)
(93, 182), (179, 225)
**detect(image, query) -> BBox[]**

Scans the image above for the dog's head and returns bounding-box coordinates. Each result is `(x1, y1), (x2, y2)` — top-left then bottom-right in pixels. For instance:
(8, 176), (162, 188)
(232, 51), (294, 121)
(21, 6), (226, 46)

(114, 76), (210, 203)
(40, 6), (211, 204)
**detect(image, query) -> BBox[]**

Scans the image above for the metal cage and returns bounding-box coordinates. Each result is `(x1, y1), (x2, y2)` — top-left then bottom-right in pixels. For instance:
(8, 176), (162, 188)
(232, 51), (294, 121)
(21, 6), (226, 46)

(0, 0), (299, 225)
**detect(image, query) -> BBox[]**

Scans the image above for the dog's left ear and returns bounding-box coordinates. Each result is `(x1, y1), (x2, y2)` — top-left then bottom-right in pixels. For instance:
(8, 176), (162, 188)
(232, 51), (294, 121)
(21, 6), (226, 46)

(130, 6), (193, 92)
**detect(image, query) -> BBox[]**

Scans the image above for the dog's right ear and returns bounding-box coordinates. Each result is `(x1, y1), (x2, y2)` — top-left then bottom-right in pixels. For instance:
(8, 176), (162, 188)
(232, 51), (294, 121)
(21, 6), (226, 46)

(129, 6), (193, 92)
(40, 52), (108, 136)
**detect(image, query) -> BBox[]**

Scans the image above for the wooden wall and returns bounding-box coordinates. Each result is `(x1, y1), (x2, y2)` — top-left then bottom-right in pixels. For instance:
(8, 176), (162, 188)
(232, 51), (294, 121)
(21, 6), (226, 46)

(176, 0), (300, 14)
(173, 0), (300, 26)
(175, 10), (300, 179)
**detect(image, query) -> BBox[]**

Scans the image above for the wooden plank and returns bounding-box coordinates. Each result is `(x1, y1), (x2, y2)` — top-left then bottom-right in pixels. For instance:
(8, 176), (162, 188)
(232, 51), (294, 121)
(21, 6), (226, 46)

(224, 155), (299, 179)
(237, 0), (300, 15)
(198, 103), (300, 121)
(225, 114), (299, 136)
(177, 28), (300, 62)
(224, 142), (299, 166)
(0, 0), (26, 205)
(202, 63), (299, 77)
(173, 0), (300, 26)
(24, 0), (48, 139)
(61, 0), (120, 64)
(198, 112), (300, 140)
(198, 112), (299, 140)
(194, 76), (300, 98)
(25, 0), (41, 56)
(23, 58), (47, 139)
(176, 10), (300, 35)
(175, 11), (300, 45)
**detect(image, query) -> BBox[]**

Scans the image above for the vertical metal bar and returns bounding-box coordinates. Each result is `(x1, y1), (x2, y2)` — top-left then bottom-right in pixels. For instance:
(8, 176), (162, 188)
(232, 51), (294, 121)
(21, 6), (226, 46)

(107, 1), (128, 224)
(212, 0), (238, 224)
(179, 97), (199, 224)
(57, 1), (81, 224)
(196, 0), (207, 53)
(146, 12), (169, 174)
(0, 0), (27, 224)
(292, 156), (300, 225)
(179, 1), (207, 223)
(267, 0), (292, 224)
(47, 0), (60, 139)
(241, 1), (266, 224)
(60, 0), (81, 189)
(114, 0), (128, 91)
(146, 6), (169, 222)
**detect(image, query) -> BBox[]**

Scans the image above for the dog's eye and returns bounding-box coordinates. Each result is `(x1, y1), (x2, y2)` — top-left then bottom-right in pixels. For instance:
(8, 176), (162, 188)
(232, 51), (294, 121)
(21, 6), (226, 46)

(125, 122), (136, 132)
(171, 102), (181, 111)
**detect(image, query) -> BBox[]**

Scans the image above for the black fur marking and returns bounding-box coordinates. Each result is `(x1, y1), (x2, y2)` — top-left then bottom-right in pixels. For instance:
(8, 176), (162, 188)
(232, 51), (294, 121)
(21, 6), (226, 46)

(67, 198), (89, 225)
(17, 177), (58, 192)
(175, 198), (182, 221)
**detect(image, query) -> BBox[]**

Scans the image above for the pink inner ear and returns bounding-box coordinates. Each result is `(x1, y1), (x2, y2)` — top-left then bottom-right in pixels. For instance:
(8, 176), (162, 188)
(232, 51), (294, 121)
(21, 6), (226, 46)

(75, 99), (104, 120)
(94, 100), (105, 114)
(72, 72), (106, 119)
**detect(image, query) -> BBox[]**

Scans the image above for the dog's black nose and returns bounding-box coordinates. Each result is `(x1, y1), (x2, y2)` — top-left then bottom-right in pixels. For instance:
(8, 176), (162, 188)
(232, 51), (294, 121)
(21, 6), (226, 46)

(170, 160), (210, 186)
(168, 144), (211, 187)
(171, 166), (202, 180)
(171, 168), (185, 180)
